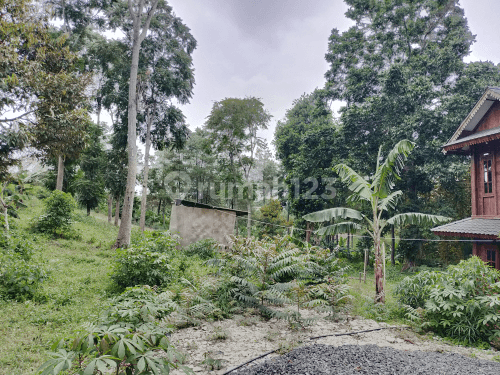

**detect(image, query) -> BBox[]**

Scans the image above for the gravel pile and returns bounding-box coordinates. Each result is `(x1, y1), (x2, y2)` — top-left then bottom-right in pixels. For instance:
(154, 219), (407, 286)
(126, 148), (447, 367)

(231, 344), (500, 375)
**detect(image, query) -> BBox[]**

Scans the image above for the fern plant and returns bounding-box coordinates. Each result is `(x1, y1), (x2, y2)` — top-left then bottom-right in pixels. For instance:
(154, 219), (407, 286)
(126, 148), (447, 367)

(168, 277), (226, 327)
(210, 235), (312, 317)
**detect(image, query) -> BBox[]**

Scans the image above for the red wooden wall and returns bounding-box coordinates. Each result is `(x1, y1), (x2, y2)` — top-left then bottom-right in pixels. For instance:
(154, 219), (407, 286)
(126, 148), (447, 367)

(473, 243), (500, 270)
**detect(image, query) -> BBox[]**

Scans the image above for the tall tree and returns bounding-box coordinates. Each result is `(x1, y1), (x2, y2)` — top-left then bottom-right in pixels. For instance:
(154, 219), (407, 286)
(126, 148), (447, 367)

(324, 0), (474, 203)
(137, 6), (196, 231)
(74, 123), (106, 215)
(205, 97), (271, 237)
(114, 0), (159, 248)
(274, 91), (345, 223)
(25, 29), (93, 191)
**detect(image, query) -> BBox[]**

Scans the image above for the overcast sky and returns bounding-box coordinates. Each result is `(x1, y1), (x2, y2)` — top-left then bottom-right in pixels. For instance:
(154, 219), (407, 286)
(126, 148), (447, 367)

(165, 0), (500, 151)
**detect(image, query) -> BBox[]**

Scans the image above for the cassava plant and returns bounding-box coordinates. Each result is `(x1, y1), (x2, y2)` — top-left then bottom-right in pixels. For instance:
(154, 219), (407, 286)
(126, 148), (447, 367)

(37, 286), (190, 375)
(303, 140), (450, 303)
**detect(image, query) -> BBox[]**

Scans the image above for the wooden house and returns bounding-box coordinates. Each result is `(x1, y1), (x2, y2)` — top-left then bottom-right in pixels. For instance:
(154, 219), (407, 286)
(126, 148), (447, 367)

(432, 87), (500, 270)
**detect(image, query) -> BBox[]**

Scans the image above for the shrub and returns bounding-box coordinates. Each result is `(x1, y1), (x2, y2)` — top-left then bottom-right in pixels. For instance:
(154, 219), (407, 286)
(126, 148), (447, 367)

(185, 238), (219, 260)
(38, 286), (190, 375)
(208, 236), (305, 316)
(101, 286), (178, 328)
(394, 270), (442, 309)
(208, 235), (350, 322)
(397, 257), (500, 346)
(0, 232), (46, 300)
(0, 253), (48, 300)
(32, 190), (77, 237)
(424, 257), (500, 345)
(111, 232), (179, 289)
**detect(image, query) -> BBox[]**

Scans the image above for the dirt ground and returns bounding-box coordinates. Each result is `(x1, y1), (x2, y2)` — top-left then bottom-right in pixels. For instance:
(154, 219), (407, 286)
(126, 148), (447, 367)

(168, 308), (500, 374)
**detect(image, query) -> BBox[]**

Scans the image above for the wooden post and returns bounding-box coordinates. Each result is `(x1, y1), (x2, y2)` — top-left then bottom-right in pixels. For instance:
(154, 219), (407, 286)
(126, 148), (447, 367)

(391, 225), (396, 266)
(363, 248), (367, 283)
(306, 222), (311, 243)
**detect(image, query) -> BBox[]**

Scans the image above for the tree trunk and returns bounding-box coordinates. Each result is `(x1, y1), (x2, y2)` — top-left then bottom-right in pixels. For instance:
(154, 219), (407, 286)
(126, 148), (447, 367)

(391, 225), (396, 266)
(107, 194), (112, 223)
(115, 0), (158, 248)
(306, 222), (311, 243)
(157, 198), (162, 215)
(3, 205), (8, 233)
(114, 196), (120, 227)
(56, 154), (64, 191)
(139, 114), (152, 231)
(162, 202), (165, 227)
(0, 184), (8, 235)
(247, 199), (252, 238)
(374, 229), (385, 303)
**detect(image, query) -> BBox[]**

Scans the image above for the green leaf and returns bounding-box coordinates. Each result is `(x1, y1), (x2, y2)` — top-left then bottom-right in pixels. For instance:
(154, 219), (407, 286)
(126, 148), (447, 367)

(302, 207), (363, 222)
(315, 222), (363, 236)
(137, 357), (146, 372)
(371, 140), (415, 198)
(83, 359), (96, 375)
(387, 213), (451, 226)
(333, 164), (372, 202)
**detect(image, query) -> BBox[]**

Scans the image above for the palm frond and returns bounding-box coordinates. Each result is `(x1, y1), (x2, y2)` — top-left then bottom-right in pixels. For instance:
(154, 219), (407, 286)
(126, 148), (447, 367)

(371, 140), (415, 198)
(316, 221), (363, 236)
(387, 213), (451, 227)
(303, 207), (363, 223)
(333, 164), (372, 202)
(378, 190), (403, 212)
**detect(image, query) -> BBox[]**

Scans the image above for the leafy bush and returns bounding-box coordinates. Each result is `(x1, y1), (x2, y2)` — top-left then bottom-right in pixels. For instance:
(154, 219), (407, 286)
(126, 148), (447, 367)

(208, 236), (306, 317)
(395, 270), (442, 308)
(424, 257), (500, 345)
(185, 238), (219, 260)
(38, 286), (190, 375)
(111, 232), (179, 289)
(208, 235), (350, 322)
(396, 257), (500, 346)
(0, 232), (47, 300)
(168, 277), (229, 327)
(32, 190), (77, 237)
(0, 253), (48, 300)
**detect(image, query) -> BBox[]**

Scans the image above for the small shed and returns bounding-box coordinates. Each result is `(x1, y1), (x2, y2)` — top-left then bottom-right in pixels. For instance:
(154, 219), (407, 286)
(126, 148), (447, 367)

(169, 199), (248, 248)
(432, 87), (500, 269)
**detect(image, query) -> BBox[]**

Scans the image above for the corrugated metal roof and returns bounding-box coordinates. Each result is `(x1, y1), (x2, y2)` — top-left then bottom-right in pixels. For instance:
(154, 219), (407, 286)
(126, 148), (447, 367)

(432, 217), (500, 238)
(174, 199), (248, 216)
(444, 126), (500, 147)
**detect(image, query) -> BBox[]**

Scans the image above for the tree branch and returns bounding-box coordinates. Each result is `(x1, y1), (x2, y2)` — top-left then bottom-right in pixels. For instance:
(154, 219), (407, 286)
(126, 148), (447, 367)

(139, 0), (159, 43)
(0, 110), (35, 123)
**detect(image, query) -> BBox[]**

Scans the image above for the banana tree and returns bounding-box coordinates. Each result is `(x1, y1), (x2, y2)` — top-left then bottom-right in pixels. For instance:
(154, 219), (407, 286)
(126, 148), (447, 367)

(303, 140), (450, 303)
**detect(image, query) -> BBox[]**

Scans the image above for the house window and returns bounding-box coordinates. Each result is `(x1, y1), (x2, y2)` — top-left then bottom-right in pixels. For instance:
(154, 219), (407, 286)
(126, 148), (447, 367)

(487, 249), (497, 269)
(484, 159), (493, 193)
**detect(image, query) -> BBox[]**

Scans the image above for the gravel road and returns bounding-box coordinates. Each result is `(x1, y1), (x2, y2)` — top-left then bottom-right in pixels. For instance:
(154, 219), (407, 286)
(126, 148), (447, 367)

(231, 344), (500, 375)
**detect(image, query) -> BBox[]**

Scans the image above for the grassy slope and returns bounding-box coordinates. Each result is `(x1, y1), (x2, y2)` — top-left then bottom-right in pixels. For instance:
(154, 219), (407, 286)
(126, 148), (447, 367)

(0, 195), (407, 375)
(0, 196), (118, 375)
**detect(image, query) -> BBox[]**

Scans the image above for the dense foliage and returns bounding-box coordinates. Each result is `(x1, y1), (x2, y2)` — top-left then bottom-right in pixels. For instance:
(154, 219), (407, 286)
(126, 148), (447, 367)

(32, 190), (77, 237)
(396, 257), (500, 347)
(111, 232), (180, 289)
(38, 286), (189, 375)
(0, 231), (47, 300)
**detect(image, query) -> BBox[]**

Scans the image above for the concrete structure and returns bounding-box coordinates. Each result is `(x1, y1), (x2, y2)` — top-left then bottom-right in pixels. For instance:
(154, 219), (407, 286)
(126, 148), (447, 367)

(169, 199), (248, 248)
(432, 87), (500, 269)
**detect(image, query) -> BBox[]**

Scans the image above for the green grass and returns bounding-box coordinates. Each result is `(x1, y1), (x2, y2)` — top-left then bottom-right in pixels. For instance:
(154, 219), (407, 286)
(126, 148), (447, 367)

(345, 263), (408, 324)
(0, 197), (119, 375)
